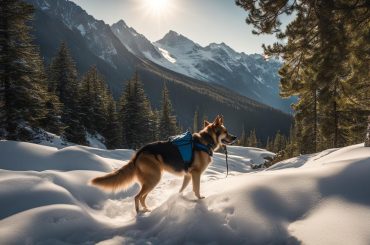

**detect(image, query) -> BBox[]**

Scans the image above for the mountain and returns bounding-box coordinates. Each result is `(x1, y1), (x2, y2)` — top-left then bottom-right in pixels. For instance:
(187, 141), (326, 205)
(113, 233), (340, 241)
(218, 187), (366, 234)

(111, 20), (163, 62)
(111, 21), (294, 112)
(28, 0), (139, 93)
(26, 0), (292, 140)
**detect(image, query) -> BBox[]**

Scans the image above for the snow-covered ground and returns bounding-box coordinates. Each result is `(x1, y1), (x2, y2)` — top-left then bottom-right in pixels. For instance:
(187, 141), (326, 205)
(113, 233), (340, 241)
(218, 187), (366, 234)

(0, 141), (369, 245)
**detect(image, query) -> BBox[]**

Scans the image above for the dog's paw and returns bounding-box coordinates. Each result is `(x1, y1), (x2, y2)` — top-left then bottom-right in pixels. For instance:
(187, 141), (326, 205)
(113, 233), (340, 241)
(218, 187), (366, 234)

(197, 196), (205, 199)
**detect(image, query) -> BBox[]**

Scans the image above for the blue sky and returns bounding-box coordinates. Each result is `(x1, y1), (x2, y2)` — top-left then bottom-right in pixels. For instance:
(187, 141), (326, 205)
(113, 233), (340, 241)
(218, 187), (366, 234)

(71, 0), (283, 54)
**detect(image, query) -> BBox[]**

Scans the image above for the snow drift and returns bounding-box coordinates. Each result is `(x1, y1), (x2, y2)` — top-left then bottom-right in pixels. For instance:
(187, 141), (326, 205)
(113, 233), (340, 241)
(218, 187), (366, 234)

(0, 140), (369, 245)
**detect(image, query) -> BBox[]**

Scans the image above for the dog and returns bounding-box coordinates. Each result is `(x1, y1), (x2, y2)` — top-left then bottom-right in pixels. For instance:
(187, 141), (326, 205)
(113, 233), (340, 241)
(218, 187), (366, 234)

(91, 115), (237, 213)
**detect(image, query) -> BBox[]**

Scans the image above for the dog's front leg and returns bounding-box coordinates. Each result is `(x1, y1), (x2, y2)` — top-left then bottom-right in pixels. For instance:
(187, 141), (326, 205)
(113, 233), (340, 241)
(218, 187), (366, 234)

(191, 170), (204, 199)
(179, 174), (191, 193)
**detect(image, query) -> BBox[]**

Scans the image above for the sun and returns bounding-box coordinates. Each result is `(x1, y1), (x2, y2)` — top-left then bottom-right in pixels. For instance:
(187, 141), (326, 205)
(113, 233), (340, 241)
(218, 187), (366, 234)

(143, 0), (171, 16)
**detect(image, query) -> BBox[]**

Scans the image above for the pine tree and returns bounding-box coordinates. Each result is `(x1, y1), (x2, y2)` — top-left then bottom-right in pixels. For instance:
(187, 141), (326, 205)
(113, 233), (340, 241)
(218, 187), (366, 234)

(79, 68), (95, 132)
(284, 124), (298, 157)
(79, 66), (109, 134)
(119, 72), (153, 149)
(273, 131), (286, 153)
(247, 129), (258, 147)
(239, 125), (247, 146)
(49, 42), (86, 144)
(147, 102), (158, 143)
(365, 116), (370, 147)
(103, 95), (122, 149)
(158, 82), (178, 140)
(266, 137), (274, 151)
(236, 0), (370, 153)
(0, 0), (52, 141)
(151, 109), (160, 141)
(41, 91), (64, 135)
(193, 108), (199, 133)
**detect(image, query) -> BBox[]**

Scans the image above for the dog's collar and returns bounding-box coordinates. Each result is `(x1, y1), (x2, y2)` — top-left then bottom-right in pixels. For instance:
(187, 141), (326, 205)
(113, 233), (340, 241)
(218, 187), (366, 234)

(194, 142), (213, 156)
(193, 132), (215, 157)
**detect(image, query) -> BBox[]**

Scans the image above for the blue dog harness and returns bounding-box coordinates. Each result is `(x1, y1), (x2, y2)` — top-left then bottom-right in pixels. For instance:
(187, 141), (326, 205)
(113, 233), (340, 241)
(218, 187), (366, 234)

(169, 131), (213, 169)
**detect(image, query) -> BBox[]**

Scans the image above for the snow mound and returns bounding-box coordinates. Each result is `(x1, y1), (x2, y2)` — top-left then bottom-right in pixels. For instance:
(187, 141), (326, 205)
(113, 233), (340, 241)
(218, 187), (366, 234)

(0, 141), (111, 171)
(1, 141), (369, 244)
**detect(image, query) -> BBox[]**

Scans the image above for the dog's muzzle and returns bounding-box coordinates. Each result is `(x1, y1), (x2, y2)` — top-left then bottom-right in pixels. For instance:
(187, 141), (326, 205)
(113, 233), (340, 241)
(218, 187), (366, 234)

(222, 135), (237, 145)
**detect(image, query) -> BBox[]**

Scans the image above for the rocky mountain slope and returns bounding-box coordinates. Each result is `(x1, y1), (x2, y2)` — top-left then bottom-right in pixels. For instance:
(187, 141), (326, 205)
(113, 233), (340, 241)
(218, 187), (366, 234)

(111, 21), (294, 112)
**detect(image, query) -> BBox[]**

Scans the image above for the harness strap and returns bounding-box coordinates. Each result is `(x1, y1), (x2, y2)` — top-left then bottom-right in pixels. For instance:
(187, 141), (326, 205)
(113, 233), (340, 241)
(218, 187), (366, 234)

(224, 145), (229, 178)
(194, 142), (213, 156)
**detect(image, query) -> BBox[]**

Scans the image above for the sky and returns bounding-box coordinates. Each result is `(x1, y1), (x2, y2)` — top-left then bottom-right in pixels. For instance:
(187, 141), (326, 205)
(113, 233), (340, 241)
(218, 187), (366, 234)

(70, 0), (281, 54)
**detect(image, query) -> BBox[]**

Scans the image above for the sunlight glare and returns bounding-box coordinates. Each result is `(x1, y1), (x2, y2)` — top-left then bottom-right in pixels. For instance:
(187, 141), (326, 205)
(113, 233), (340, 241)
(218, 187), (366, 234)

(143, 0), (171, 17)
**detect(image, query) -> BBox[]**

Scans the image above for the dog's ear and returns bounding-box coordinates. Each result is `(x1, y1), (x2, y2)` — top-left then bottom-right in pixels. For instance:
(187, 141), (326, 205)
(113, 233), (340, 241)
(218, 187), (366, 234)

(204, 120), (211, 128)
(213, 115), (222, 125)
(213, 115), (220, 125)
(219, 115), (224, 124)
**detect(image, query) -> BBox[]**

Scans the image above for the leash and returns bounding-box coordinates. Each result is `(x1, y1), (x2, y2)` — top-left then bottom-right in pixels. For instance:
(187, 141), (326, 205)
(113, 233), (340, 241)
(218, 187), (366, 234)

(223, 145), (229, 178)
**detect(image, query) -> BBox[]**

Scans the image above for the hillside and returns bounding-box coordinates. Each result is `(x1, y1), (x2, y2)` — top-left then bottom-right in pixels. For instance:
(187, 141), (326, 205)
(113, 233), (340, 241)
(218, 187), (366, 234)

(1, 141), (369, 244)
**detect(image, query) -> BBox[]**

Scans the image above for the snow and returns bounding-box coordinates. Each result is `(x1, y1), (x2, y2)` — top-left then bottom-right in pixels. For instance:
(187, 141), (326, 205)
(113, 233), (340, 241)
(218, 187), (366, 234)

(77, 24), (86, 36)
(157, 47), (176, 63)
(38, 0), (50, 10)
(86, 133), (107, 150)
(38, 131), (106, 150)
(1, 140), (370, 244)
(151, 37), (278, 90)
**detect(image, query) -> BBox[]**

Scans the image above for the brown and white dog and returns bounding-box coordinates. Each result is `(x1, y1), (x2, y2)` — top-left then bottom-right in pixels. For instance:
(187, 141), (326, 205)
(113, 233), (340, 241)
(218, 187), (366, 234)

(91, 115), (236, 213)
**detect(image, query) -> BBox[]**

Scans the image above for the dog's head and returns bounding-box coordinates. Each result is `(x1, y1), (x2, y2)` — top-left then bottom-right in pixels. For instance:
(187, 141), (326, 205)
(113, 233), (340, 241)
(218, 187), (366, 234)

(204, 115), (237, 150)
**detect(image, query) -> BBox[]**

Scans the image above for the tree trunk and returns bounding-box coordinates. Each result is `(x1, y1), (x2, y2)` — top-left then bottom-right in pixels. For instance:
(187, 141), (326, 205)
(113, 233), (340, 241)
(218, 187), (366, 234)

(365, 116), (370, 147)
(313, 88), (318, 152)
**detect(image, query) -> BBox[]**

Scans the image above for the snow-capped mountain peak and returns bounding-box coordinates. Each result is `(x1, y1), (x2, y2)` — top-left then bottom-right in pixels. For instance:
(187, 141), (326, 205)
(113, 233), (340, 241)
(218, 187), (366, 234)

(110, 26), (293, 111)
(115, 19), (128, 29)
(111, 19), (163, 60)
(28, 0), (294, 112)
(156, 30), (198, 49)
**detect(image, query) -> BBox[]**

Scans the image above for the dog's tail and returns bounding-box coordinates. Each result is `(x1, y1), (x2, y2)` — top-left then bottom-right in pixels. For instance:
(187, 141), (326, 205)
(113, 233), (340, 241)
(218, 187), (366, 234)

(91, 156), (137, 191)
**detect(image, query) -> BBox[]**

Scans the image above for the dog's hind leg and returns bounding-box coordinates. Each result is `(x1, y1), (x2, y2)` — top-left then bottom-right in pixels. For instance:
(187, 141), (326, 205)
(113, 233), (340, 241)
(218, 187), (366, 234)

(179, 174), (191, 193)
(135, 185), (152, 212)
(139, 176), (160, 212)
(135, 186), (146, 213)
(135, 154), (162, 213)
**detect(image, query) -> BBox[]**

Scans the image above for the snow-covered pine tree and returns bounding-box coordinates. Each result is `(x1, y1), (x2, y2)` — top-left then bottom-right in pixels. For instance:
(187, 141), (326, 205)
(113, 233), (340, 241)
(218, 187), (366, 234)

(119, 72), (153, 149)
(49, 42), (86, 145)
(158, 82), (178, 140)
(0, 0), (53, 141)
